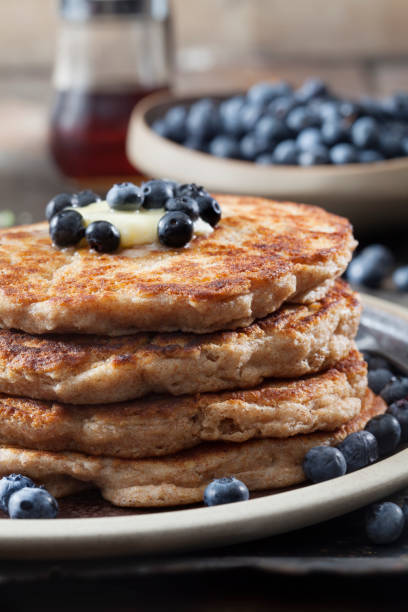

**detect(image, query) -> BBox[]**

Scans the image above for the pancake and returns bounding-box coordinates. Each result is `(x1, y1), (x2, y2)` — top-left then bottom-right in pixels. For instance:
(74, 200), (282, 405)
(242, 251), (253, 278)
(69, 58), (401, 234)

(0, 390), (385, 507)
(0, 280), (360, 404)
(0, 347), (366, 458)
(0, 196), (355, 335)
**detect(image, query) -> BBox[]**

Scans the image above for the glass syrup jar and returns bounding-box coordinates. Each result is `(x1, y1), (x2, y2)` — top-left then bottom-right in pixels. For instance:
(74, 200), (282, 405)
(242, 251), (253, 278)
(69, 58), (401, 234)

(50, 0), (171, 185)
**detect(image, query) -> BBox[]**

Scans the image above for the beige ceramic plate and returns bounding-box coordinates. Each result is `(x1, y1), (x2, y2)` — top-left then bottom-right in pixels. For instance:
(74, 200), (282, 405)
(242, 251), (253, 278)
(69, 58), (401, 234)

(127, 93), (408, 231)
(0, 294), (407, 561)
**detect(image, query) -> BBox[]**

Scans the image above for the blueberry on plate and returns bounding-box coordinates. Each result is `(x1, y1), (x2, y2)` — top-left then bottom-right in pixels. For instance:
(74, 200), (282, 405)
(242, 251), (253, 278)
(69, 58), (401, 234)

(163, 105), (187, 143)
(362, 352), (390, 372)
(8, 487), (58, 519)
(208, 135), (240, 159)
(176, 183), (207, 199)
(361, 244), (395, 269)
(346, 244), (393, 289)
(0, 474), (36, 513)
(295, 78), (328, 103)
(85, 221), (120, 253)
(329, 143), (358, 164)
(165, 196), (200, 221)
(286, 106), (319, 133)
(186, 99), (219, 141)
(298, 145), (329, 166)
(367, 368), (395, 395)
(255, 153), (276, 165)
(45, 193), (76, 221)
(365, 414), (401, 457)
(267, 95), (297, 120)
(49, 209), (85, 247)
(255, 116), (288, 143)
(142, 179), (175, 209)
(380, 376), (408, 405)
(106, 182), (143, 211)
(388, 399), (408, 442)
(295, 127), (322, 151)
(152, 118), (171, 138)
(379, 125), (404, 158)
(203, 477), (249, 506)
(337, 431), (378, 472)
(239, 103), (264, 133)
(321, 120), (350, 147)
(72, 189), (101, 208)
(239, 133), (269, 161)
(196, 195), (221, 227)
(273, 139), (298, 164)
(393, 266), (408, 291)
(157, 211), (193, 248)
(302, 446), (347, 483)
(219, 96), (245, 137)
(365, 502), (404, 544)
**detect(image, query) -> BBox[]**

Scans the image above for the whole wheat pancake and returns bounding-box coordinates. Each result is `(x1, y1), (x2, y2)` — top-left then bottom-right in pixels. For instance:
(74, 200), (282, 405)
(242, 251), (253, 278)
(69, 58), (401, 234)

(0, 390), (385, 507)
(0, 196), (355, 335)
(0, 280), (360, 404)
(0, 348), (366, 458)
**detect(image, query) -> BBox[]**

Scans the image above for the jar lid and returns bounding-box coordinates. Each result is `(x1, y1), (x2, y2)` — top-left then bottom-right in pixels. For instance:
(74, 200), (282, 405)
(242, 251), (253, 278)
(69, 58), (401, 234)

(60, 0), (168, 20)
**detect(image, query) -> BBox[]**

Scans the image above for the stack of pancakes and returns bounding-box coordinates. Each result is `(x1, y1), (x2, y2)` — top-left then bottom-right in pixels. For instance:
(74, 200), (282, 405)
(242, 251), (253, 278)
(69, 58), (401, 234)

(0, 195), (386, 507)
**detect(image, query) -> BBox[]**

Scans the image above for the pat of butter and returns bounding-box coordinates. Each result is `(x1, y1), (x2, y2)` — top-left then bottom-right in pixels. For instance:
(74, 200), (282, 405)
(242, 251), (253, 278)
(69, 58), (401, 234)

(72, 201), (213, 248)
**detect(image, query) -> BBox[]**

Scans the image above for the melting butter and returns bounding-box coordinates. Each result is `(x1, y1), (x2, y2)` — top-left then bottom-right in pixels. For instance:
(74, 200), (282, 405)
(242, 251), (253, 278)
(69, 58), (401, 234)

(71, 201), (213, 248)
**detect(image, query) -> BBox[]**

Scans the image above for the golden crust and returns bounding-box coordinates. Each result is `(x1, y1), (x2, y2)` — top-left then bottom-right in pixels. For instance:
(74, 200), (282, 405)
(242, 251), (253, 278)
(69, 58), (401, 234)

(0, 196), (356, 335)
(0, 390), (385, 507)
(0, 280), (361, 403)
(0, 347), (366, 458)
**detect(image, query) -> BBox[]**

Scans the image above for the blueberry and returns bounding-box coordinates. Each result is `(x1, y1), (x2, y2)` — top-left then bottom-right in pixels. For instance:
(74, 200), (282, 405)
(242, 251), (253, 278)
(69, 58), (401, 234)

(106, 182), (143, 211)
(402, 138), (408, 156)
(157, 211), (193, 248)
(176, 183), (207, 199)
(0, 474), (36, 513)
(203, 477), (249, 506)
(273, 139), (298, 164)
(338, 101), (361, 120)
(163, 105), (187, 142)
(255, 116), (288, 143)
(365, 502), (404, 544)
(402, 500), (408, 532)
(8, 487), (58, 519)
(247, 81), (292, 106)
(393, 266), (408, 291)
(208, 135), (240, 159)
(286, 106), (319, 132)
(219, 96), (245, 136)
(379, 125), (404, 158)
(318, 101), (341, 123)
(381, 377), (408, 405)
(239, 133), (269, 161)
(296, 78), (329, 103)
(151, 119), (170, 138)
(337, 431), (378, 472)
(186, 99), (219, 140)
(267, 95), (297, 120)
(165, 196), (199, 221)
(45, 193), (76, 221)
(365, 414), (401, 457)
(361, 244), (395, 268)
(49, 209), (85, 247)
(296, 127), (322, 151)
(183, 135), (206, 151)
(239, 103), (264, 132)
(351, 117), (379, 149)
(363, 352), (390, 371)
(368, 368), (395, 394)
(358, 149), (385, 163)
(330, 143), (358, 164)
(255, 153), (275, 165)
(298, 145), (329, 166)
(141, 179), (175, 209)
(302, 446), (347, 483)
(196, 195), (221, 227)
(321, 120), (349, 146)
(359, 97), (387, 120)
(388, 399), (408, 442)
(382, 93), (408, 120)
(85, 221), (120, 253)
(346, 244), (393, 288)
(72, 189), (101, 208)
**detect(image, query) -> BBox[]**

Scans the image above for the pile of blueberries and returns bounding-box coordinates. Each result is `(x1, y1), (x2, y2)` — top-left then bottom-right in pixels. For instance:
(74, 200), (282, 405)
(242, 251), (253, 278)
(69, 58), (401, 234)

(0, 474), (58, 519)
(152, 78), (408, 166)
(346, 244), (408, 292)
(46, 180), (221, 252)
(303, 351), (408, 544)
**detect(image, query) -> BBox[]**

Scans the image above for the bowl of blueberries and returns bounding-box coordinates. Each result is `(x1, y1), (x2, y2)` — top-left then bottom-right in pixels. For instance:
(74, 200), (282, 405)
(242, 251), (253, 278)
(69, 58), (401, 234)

(127, 78), (408, 229)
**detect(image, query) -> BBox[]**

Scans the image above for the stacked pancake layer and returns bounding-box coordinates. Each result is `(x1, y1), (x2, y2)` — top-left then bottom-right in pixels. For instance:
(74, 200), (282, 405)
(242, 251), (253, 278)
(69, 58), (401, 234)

(0, 196), (383, 507)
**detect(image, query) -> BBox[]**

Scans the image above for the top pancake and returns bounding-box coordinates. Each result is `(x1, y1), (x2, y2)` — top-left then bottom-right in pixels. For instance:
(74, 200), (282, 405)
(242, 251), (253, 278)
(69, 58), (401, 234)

(0, 195), (356, 335)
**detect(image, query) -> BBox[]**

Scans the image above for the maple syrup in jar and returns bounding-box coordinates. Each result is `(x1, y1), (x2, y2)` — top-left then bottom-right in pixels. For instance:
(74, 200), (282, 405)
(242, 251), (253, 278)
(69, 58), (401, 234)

(50, 0), (171, 182)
